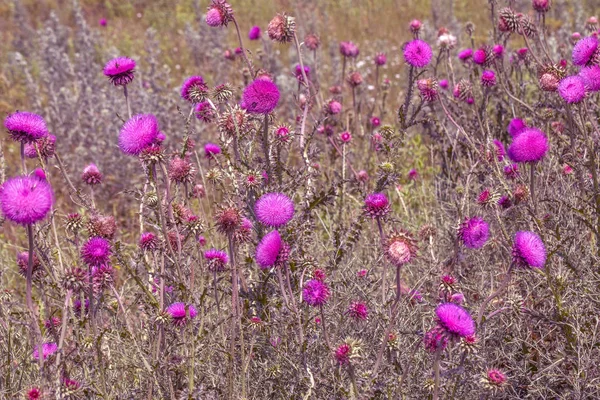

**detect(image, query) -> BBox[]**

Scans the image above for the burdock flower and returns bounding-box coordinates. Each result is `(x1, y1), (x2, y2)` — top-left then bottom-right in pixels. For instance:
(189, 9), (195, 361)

(180, 76), (209, 103)
(481, 70), (496, 86)
(0, 175), (53, 225)
(459, 217), (489, 249)
(168, 156), (194, 184)
(32, 342), (57, 360)
(435, 302), (476, 338)
(81, 163), (102, 185)
(267, 13), (295, 43)
(512, 231), (546, 269)
(386, 230), (418, 267)
(363, 192), (390, 218)
(4, 111), (48, 143)
(255, 192), (294, 227)
(302, 279), (330, 307)
(205, 0), (234, 27)
(241, 79), (280, 114)
(558, 76), (586, 104)
(256, 230), (286, 269)
(508, 128), (548, 163)
(81, 237), (111, 267)
(579, 66), (600, 92)
(248, 25), (261, 40)
(103, 56), (136, 86)
(347, 301), (369, 321)
(204, 248), (229, 272)
(166, 302), (198, 326)
(572, 36), (598, 66)
(404, 39), (432, 68)
(119, 114), (159, 156)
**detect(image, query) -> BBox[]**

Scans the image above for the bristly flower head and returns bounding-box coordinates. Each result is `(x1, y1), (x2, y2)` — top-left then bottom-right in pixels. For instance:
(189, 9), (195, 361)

(215, 206), (242, 235)
(423, 326), (449, 352)
(139, 232), (158, 251)
(558, 75), (586, 104)
(302, 278), (330, 307)
(507, 118), (527, 137)
(304, 33), (320, 50)
(473, 47), (490, 65)
(241, 79), (280, 114)
(32, 342), (57, 360)
(24, 134), (56, 159)
(339, 41), (360, 58)
(204, 248), (229, 272)
(459, 217), (490, 249)
(4, 111), (48, 143)
(27, 387), (42, 400)
(119, 114), (159, 156)
(256, 230), (285, 269)
(508, 128), (548, 163)
(512, 231), (546, 269)
(347, 301), (369, 321)
(103, 57), (136, 86)
(17, 251), (42, 278)
(404, 39), (433, 68)
(248, 25), (261, 40)
(572, 36), (598, 66)
(364, 192), (390, 219)
(204, 142), (221, 159)
(0, 175), (53, 225)
(492, 139), (505, 161)
(267, 13), (296, 43)
(206, 0), (234, 27)
(339, 131), (352, 143)
(81, 237), (111, 267)
(325, 99), (342, 115)
(458, 48), (473, 61)
(81, 163), (102, 186)
(482, 368), (508, 390)
(180, 76), (209, 103)
(579, 65), (600, 92)
(334, 342), (352, 365)
(386, 229), (418, 267)
(195, 101), (216, 123)
(168, 156), (194, 184)
(166, 302), (198, 326)
(417, 78), (439, 102)
(481, 70), (496, 86)
(374, 52), (387, 66)
(532, 0), (550, 13)
(255, 192), (294, 227)
(435, 302), (476, 338)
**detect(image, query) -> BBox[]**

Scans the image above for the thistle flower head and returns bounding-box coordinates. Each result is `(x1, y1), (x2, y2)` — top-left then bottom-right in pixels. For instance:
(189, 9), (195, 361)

(205, 248), (229, 272)
(168, 156), (194, 184)
(558, 75), (586, 104)
(481, 70), (496, 86)
(204, 143), (221, 158)
(404, 39), (432, 68)
(579, 65), (600, 92)
(339, 131), (352, 143)
(181, 76), (208, 103)
(386, 229), (418, 266)
(215, 206), (242, 235)
(304, 33), (320, 50)
(267, 13), (295, 43)
(346, 71), (363, 87)
(302, 278), (330, 307)
(504, 164), (520, 179)
(241, 79), (280, 114)
(255, 192), (294, 227)
(166, 302), (198, 326)
(139, 232), (158, 251)
(437, 33), (457, 49)
(0, 175), (54, 225)
(103, 57), (136, 86)
(294, 64), (310, 82)
(572, 36), (598, 66)
(334, 342), (352, 365)
(374, 52), (387, 66)
(119, 114), (159, 156)
(27, 388), (42, 400)
(417, 78), (439, 101)
(4, 111), (48, 143)
(206, 0), (234, 27)
(339, 41), (360, 58)
(363, 192), (390, 218)
(347, 301), (369, 321)
(81, 163), (102, 185)
(435, 302), (476, 337)
(256, 230), (285, 269)
(459, 217), (490, 249)
(532, 0), (551, 13)
(423, 325), (449, 352)
(458, 48), (472, 61)
(32, 342), (57, 360)
(507, 118), (527, 137)
(17, 251), (42, 278)
(508, 128), (548, 163)
(81, 237), (111, 267)
(24, 134), (56, 159)
(248, 25), (261, 40)
(87, 214), (117, 239)
(512, 231), (546, 269)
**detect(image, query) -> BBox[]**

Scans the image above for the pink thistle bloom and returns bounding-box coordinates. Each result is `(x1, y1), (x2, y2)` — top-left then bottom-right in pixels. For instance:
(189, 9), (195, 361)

(364, 192), (390, 219)
(459, 217), (490, 249)
(27, 387), (42, 400)
(572, 36), (598, 66)
(302, 279), (330, 307)
(404, 39), (433, 68)
(473, 48), (488, 65)
(493, 139), (505, 161)
(357, 170), (369, 183)
(423, 326), (449, 352)
(81, 237), (111, 267)
(294, 64), (310, 83)
(205, 0), (233, 27)
(441, 275), (456, 286)
(439, 79), (449, 89)
(357, 269), (368, 278)
(374, 52), (387, 66)
(103, 56), (136, 86)
(512, 231), (546, 269)
(17, 251), (42, 277)
(458, 48), (473, 61)
(493, 44), (504, 57)
(507, 118), (527, 137)
(255, 230), (283, 269)
(563, 164), (573, 175)
(81, 163), (102, 185)
(579, 66), (600, 92)
(197, 235), (207, 246)
(248, 25), (261, 40)
(139, 232), (158, 251)
(99, 18), (107, 26)
(32, 342), (57, 360)
(119, 114), (159, 156)
(508, 128), (548, 163)
(181, 76), (208, 103)
(241, 79), (280, 114)
(326, 99), (342, 115)
(386, 230), (418, 267)
(334, 342), (352, 365)
(0, 175), (53, 225)
(532, 0), (550, 13)
(339, 131), (352, 143)
(254, 192), (294, 227)
(24, 134), (56, 159)
(4, 111), (48, 143)
(45, 316), (61, 330)
(558, 75), (586, 104)
(435, 302), (476, 337)
(312, 269), (326, 281)
(504, 164), (520, 179)
(339, 41), (359, 58)
(486, 369), (507, 386)
(204, 248), (229, 272)
(167, 302), (197, 326)
(168, 156), (194, 184)
(370, 116), (381, 128)
(408, 169), (419, 181)
(204, 143), (221, 158)
(195, 101), (216, 123)
(347, 301), (369, 321)
(481, 70), (496, 86)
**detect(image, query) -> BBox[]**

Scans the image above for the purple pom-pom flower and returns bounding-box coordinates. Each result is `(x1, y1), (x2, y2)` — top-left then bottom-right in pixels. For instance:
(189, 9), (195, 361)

(119, 114), (159, 156)
(459, 217), (489, 249)
(248, 25), (261, 40)
(255, 230), (284, 269)
(181, 76), (209, 103)
(435, 302), (475, 338)
(404, 39), (433, 68)
(254, 192), (294, 227)
(508, 128), (548, 163)
(507, 118), (527, 137)
(103, 57), (136, 86)
(512, 231), (546, 269)
(241, 79), (280, 114)
(579, 65), (600, 92)
(32, 342), (57, 360)
(302, 279), (330, 307)
(204, 248), (229, 272)
(166, 302), (198, 326)
(81, 237), (111, 267)
(558, 75), (586, 104)
(0, 175), (53, 225)
(572, 36), (598, 66)
(4, 112), (48, 143)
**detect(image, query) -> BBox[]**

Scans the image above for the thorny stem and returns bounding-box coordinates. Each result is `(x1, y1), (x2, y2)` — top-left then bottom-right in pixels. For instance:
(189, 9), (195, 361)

(262, 114), (271, 178)
(26, 224), (43, 372)
(232, 17), (254, 76)
(20, 142), (26, 174)
(123, 85), (132, 119)
(432, 347), (442, 400)
(227, 233), (240, 399)
(319, 305), (331, 350)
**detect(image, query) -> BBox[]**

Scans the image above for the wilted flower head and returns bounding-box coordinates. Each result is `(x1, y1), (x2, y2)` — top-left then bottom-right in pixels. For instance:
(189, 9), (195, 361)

(32, 342), (57, 360)
(404, 39), (432, 68)
(4, 111), (48, 143)
(205, 248), (229, 272)
(215, 206), (242, 235)
(181, 76), (208, 103)
(386, 230), (418, 267)
(206, 0), (234, 27)
(437, 33), (457, 49)
(87, 214), (117, 239)
(248, 25), (261, 40)
(81, 163), (102, 186)
(512, 231), (546, 269)
(17, 251), (42, 278)
(103, 57), (136, 86)
(363, 192), (390, 218)
(267, 13), (295, 43)
(302, 279), (330, 307)
(347, 301), (369, 321)
(166, 302), (198, 326)
(339, 41), (360, 58)
(255, 192), (294, 227)
(241, 79), (280, 114)
(256, 230), (288, 269)
(119, 114), (159, 156)
(346, 71), (363, 87)
(558, 75), (586, 104)
(459, 217), (489, 249)
(81, 237), (111, 267)
(204, 143), (221, 158)
(168, 156), (194, 184)
(0, 175), (53, 225)
(572, 36), (598, 66)
(304, 33), (320, 50)
(579, 65), (600, 92)
(508, 128), (548, 163)
(435, 302), (476, 337)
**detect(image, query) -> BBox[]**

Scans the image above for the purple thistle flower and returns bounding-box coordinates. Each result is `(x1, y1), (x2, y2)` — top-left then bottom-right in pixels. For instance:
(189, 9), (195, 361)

(255, 230), (283, 269)
(481, 70), (496, 86)
(493, 44), (504, 57)
(248, 25), (261, 40)
(241, 79), (280, 114)
(512, 231), (546, 269)
(404, 39), (432, 68)
(435, 302), (475, 337)
(139, 232), (158, 251)
(294, 64), (310, 82)
(326, 99), (342, 115)
(204, 248), (229, 272)
(0, 175), (53, 225)
(579, 65), (600, 92)
(181, 76), (209, 103)
(439, 79), (449, 89)
(4, 111), (48, 143)
(374, 52), (387, 66)
(459, 217), (490, 249)
(302, 278), (330, 307)
(166, 302), (198, 326)
(504, 163), (520, 179)
(81, 237), (111, 267)
(334, 342), (352, 365)
(458, 48), (473, 61)
(195, 101), (216, 123)
(103, 57), (136, 86)
(254, 192), (294, 227)
(423, 326), (449, 352)
(473, 48), (487, 65)
(99, 18), (107, 27)
(508, 128), (548, 163)
(507, 118), (527, 137)
(81, 163), (102, 185)
(204, 143), (221, 158)
(119, 114), (159, 156)
(32, 342), (57, 360)
(493, 139), (505, 161)
(558, 75), (586, 104)
(347, 301), (369, 321)
(205, 0), (234, 27)
(572, 36), (598, 66)
(339, 41), (360, 58)
(24, 134), (56, 159)
(363, 192), (390, 218)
